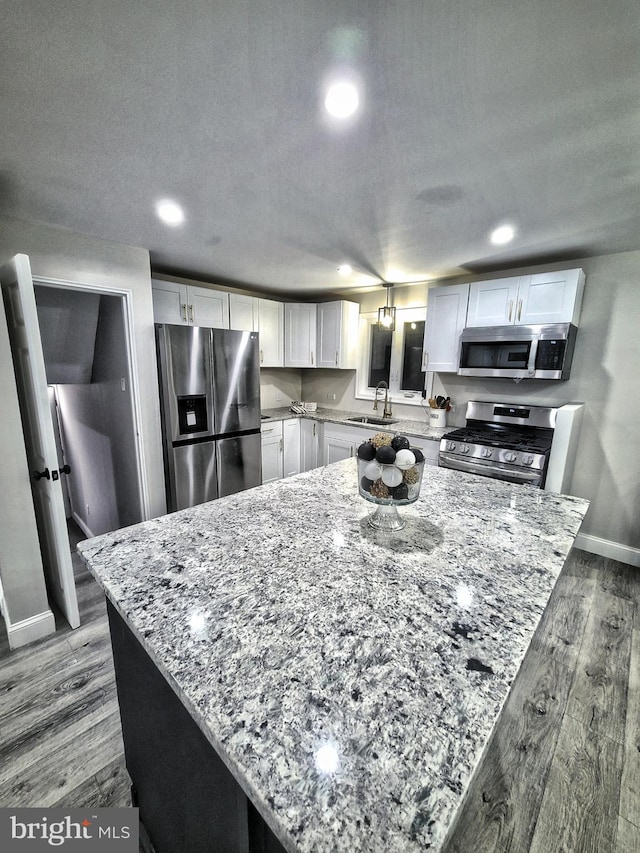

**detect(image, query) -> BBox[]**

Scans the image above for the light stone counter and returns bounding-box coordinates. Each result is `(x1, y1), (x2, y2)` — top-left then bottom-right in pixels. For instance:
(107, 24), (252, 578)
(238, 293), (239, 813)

(260, 405), (450, 443)
(78, 460), (589, 852)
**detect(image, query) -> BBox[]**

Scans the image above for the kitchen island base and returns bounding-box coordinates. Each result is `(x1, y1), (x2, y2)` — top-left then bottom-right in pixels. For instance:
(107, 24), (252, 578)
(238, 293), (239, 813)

(108, 602), (286, 853)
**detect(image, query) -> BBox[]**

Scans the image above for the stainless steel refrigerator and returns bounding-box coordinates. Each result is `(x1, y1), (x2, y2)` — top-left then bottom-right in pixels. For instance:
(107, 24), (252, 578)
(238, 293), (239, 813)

(155, 324), (262, 512)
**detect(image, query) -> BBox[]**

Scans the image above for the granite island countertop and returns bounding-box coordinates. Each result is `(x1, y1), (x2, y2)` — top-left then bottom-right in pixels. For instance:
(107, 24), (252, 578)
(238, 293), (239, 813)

(78, 461), (589, 852)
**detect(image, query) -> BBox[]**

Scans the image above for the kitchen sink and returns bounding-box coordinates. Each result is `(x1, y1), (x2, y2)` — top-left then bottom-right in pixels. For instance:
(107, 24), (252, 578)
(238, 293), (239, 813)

(348, 416), (397, 426)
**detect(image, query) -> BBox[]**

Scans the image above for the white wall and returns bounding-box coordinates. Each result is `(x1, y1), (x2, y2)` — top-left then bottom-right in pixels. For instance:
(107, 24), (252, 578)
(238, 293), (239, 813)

(0, 297), (51, 627)
(307, 250), (640, 555)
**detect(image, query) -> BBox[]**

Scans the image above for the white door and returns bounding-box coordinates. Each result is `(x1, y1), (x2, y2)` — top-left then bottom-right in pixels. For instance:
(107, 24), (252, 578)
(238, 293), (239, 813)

(1, 254), (80, 629)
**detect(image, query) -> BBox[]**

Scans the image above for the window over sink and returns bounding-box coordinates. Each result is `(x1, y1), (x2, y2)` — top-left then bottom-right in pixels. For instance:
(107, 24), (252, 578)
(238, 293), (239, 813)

(358, 308), (426, 405)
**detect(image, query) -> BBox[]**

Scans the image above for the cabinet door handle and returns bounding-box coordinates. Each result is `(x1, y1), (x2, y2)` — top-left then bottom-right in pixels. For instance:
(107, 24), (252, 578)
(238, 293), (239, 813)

(279, 439), (283, 452)
(508, 300), (514, 322)
(188, 304), (194, 323)
(335, 350), (339, 365)
(517, 299), (522, 321)
(421, 350), (429, 370)
(313, 423), (316, 437)
(310, 351), (314, 366)
(181, 303), (188, 322)
(260, 349), (264, 364)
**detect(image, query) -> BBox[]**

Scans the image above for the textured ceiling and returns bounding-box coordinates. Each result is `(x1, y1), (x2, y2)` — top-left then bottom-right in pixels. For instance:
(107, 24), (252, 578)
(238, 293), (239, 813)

(1, 0), (639, 296)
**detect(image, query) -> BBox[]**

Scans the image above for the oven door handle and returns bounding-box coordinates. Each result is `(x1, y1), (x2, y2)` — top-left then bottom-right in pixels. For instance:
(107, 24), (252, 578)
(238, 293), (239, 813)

(438, 453), (543, 483)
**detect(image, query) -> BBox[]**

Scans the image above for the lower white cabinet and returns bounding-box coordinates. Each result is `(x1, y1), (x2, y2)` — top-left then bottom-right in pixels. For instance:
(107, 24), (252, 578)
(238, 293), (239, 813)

(261, 418), (301, 483)
(321, 423), (366, 465)
(405, 436), (440, 467)
(300, 419), (319, 472)
(283, 419), (301, 478)
(261, 421), (283, 484)
(263, 417), (440, 483)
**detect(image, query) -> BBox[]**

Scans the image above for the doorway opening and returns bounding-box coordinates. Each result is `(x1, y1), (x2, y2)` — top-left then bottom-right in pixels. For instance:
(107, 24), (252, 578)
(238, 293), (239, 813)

(34, 284), (144, 555)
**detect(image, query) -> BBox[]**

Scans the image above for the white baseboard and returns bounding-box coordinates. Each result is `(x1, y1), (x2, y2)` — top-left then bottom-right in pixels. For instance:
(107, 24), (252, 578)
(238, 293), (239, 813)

(575, 533), (640, 568)
(6, 609), (56, 649)
(71, 511), (95, 540)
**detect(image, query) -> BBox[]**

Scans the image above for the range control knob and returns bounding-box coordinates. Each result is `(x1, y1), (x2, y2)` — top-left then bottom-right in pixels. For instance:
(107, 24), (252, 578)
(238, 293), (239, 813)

(459, 443), (470, 454)
(504, 451), (517, 463)
(446, 441), (457, 452)
(522, 454), (534, 466)
(481, 447), (493, 458)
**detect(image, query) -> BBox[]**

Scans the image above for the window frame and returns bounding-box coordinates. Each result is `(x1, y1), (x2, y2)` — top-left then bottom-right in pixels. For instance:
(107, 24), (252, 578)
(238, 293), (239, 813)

(356, 307), (428, 406)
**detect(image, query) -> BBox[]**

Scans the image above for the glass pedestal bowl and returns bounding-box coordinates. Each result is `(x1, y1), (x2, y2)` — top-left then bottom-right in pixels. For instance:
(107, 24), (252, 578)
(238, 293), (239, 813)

(357, 457), (425, 531)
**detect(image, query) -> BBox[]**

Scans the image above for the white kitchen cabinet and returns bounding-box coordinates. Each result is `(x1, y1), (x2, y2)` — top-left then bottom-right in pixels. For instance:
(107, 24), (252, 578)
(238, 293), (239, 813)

(321, 423), (365, 465)
(261, 421), (283, 484)
(404, 436), (440, 467)
(151, 279), (229, 328)
(517, 269), (585, 325)
(283, 419), (301, 478)
(422, 284), (469, 373)
(285, 303), (317, 368)
(466, 269), (585, 328)
(300, 419), (319, 472)
(316, 301), (359, 369)
(229, 293), (257, 331)
(257, 298), (284, 367)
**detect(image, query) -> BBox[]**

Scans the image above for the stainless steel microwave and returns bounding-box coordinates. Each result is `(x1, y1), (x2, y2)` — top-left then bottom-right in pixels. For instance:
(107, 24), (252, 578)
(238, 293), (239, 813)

(458, 323), (577, 380)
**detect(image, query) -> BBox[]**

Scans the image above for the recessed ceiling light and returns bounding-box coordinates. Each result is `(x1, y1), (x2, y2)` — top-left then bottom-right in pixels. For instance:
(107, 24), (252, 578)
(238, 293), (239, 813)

(337, 264), (353, 276)
(324, 81), (359, 118)
(490, 224), (516, 245)
(156, 199), (185, 226)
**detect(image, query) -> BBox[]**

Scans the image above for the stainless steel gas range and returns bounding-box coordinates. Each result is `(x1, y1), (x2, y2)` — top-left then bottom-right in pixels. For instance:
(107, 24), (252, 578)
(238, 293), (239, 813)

(438, 400), (584, 491)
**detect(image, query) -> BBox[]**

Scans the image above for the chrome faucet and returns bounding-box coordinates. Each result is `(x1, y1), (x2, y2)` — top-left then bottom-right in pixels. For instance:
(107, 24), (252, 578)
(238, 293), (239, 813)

(373, 381), (393, 418)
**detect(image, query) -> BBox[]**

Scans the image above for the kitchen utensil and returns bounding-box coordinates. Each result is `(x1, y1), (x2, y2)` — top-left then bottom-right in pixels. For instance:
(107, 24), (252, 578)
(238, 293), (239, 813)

(436, 395), (446, 408)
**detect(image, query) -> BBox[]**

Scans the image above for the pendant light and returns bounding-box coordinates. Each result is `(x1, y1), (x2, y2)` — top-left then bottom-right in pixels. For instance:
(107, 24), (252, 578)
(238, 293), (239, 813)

(377, 282), (396, 331)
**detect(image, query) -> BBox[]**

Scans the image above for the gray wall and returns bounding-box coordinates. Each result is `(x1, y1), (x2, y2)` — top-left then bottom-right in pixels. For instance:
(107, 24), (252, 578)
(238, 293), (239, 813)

(304, 249), (640, 553)
(55, 294), (142, 537)
(0, 298), (51, 625)
(0, 217), (165, 633)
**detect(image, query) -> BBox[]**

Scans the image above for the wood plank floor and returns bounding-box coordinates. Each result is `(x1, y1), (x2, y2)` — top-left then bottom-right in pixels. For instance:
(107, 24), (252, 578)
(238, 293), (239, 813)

(1, 533), (638, 852)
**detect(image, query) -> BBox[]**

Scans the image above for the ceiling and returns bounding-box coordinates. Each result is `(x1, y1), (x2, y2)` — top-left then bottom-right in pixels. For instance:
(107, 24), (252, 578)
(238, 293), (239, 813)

(2, 0), (639, 296)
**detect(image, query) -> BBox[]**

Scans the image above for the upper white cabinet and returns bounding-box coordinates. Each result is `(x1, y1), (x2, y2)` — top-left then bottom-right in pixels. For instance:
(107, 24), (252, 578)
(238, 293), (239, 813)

(517, 269), (585, 326)
(316, 301), (359, 369)
(423, 284), (469, 373)
(257, 298), (284, 367)
(466, 269), (585, 328)
(152, 279), (229, 328)
(285, 303), (317, 368)
(229, 293), (257, 331)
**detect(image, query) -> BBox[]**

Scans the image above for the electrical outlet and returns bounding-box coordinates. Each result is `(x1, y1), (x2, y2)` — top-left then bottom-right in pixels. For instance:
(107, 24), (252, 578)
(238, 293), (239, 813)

(327, 393), (336, 401)
(275, 391), (282, 401)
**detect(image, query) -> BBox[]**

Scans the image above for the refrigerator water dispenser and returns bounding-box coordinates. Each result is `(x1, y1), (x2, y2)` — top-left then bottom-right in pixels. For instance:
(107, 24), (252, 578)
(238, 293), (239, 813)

(177, 395), (208, 435)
